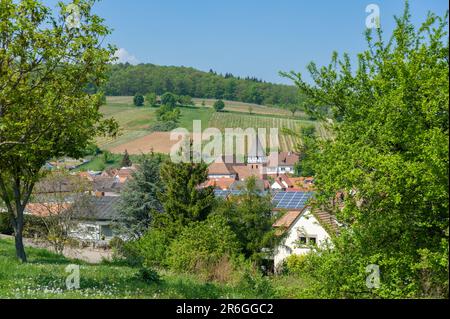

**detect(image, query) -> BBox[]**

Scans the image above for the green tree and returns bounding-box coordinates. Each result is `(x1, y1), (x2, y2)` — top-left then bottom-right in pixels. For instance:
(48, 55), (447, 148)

(155, 161), (215, 238)
(282, 4), (449, 297)
(161, 92), (177, 108)
(121, 150), (132, 167)
(145, 92), (157, 107)
(155, 105), (181, 123)
(166, 214), (240, 275)
(0, 0), (117, 262)
(213, 99), (225, 112)
(214, 177), (279, 264)
(287, 105), (299, 117)
(115, 155), (164, 239)
(178, 95), (194, 106)
(133, 93), (144, 106)
(283, 125), (317, 176)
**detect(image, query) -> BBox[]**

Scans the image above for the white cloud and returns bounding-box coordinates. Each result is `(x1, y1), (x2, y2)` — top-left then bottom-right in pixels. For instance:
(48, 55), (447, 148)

(113, 48), (140, 65)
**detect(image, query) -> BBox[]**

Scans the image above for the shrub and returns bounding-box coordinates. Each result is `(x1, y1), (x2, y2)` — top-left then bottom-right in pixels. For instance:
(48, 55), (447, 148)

(234, 256), (274, 298)
(0, 213), (13, 235)
(178, 95), (194, 106)
(23, 215), (47, 238)
(161, 92), (177, 108)
(137, 265), (161, 284)
(150, 120), (178, 132)
(133, 93), (144, 106)
(145, 92), (157, 107)
(133, 229), (170, 268)
(284, 254), (309, 275)
(213, 99), (225, 112)
(166, 215), (240, 277)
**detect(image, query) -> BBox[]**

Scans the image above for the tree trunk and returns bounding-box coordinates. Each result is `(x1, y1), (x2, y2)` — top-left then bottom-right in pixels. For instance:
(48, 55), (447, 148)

(14, 230), (27, 262)
(13, 208), (27, 263)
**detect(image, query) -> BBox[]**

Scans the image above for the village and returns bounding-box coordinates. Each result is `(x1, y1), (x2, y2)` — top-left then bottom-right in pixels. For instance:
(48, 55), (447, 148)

(1, 0), (446, 301)
(16, 134), (338, 272)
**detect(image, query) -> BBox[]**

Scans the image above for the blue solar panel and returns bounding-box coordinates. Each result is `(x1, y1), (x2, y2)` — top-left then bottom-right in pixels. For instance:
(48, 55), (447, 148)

(272, 191), (314, 210)
(213, 189), (313, 209)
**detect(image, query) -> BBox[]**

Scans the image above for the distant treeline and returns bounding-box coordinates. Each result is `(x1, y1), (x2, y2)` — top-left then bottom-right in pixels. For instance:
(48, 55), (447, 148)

(103, 63), (301, 106)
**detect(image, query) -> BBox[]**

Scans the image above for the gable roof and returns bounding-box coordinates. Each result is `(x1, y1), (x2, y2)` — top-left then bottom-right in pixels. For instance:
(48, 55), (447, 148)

(73, 196), (121, 221)
(208, 160), (235, 176)
(92, 176), (122, 193)
(203, 178), (236, 190)
(273, 207), (339, 236)
(25, 203), (73, 217)
(273, 210), (302, 228)
(279, 152), (299, 166)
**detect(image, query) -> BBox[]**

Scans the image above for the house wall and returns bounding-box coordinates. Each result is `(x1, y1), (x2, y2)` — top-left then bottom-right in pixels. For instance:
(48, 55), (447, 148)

(69, 221), (115, 242)
(274, 209), (331, 271)
(266, 166), (295, 175)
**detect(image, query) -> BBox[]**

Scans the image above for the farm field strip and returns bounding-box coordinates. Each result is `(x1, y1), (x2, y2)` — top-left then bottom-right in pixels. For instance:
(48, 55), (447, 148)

(208, 112), (309, 152)
(98, 99), (324, 154)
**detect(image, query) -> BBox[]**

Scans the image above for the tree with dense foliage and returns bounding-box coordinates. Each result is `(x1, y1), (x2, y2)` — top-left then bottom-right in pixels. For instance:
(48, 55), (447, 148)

(103, 63), (301, 107)
(178, 95), (194, 106)
(161, 92), (177, 108)
(145, 92), (157, 107)
(282, 4), (449, 298)
(155, 105), (181, 123)
(154, 161), (215, 238)
(115, 155), (164, 239)
(0, 0), (117, 262)
(133, 94), (144, 106)
(214, 177), (279, 264)
(121, 150), (132, 167)
(213, 100), (225, 112)
(283, 125), (317, 177)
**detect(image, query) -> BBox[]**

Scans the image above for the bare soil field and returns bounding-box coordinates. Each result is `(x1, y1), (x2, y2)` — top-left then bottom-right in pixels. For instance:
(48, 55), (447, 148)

(108, 132), (204, 155)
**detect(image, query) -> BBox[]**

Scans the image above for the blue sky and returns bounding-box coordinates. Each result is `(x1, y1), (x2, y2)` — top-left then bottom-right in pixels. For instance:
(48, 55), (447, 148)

(46, 0), (448, 84)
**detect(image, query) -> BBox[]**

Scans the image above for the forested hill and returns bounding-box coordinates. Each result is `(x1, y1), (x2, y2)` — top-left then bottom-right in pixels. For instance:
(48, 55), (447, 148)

(104, 63), (301, 106)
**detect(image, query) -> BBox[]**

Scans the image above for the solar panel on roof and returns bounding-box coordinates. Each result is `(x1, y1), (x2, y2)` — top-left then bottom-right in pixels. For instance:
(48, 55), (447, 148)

(272, 191), (314, 210)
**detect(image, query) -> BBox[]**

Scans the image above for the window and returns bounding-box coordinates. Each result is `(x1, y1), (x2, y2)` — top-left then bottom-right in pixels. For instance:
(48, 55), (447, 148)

(299, 236), (307, 245)
(309, 237), (317, 245)
(86, 226), (96, 233)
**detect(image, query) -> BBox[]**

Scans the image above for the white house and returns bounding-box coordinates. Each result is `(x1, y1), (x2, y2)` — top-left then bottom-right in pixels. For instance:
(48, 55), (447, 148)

(266, 152), (299, 175)
(273, 208), (338, 272)
(25, 195), (121, 244)
(69, 196), (121, 242)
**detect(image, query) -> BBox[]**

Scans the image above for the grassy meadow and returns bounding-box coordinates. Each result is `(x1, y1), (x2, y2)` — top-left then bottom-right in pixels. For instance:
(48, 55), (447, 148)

(0, 238), (306, 299)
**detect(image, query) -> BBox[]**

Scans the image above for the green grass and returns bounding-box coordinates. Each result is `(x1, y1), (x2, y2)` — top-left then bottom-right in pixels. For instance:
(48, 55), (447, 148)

(177, 106), (214, 132)
(0, 239), (238, 299)
(0, 238), (306, 299)
(75, 153), (157, 172)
